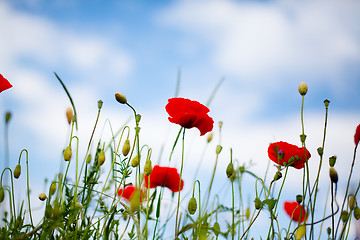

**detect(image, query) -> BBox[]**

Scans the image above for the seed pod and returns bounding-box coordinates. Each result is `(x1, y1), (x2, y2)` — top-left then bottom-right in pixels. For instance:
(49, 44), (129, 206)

(354, 206), (360, 220)
(38, 193), (47, 201)
(226, 162), (234, 178)
(296, 195), (303, 204)
(122, 139), (130, 156)
(273, 171), (282, 181)
(329, 156), (337, 167)
(144, 159), (152, 176)
(317, 147), (323, 156)
(115, 92), (127, 104)
(98, 150), (105, 166)
(0, 187), (5, 203)
(324, 99), (330, 108)
(64, 146), (72, 161)
(298, 82), (308, 96)
(97, 100), (103, 109)
(188, 197), (197, 215)
(131, 155), (140, 167)
(329, 167), (338, 183)
(50, 182), (57, 196)
(14, 164), (21, 179)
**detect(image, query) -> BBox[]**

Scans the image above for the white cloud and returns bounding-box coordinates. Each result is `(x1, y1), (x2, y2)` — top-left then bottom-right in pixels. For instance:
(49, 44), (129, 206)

(157, 0), (360, 84)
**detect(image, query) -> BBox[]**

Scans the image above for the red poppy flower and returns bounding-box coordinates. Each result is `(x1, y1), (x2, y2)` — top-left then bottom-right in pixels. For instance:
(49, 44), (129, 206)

(355, 124), (360, 146)
(268, 141), (311, 169)
(165, 97), (214, 136)
(118, 185), (145, 202)
(144, 165), (184, 193)
(0, 74), (12, 93)
(284, 201), (308, 222)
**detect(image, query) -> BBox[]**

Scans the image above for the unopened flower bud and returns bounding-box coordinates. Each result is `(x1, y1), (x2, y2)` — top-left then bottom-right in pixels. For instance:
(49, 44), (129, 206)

(131, 155), (140, 167)
(66, 107), (73, 124)
(226, 162), (234, 178)
(188, 197), (197, 215)
(324, 99), (330, 108)
(341, 211), (349, 222)
(329, 156), (337, 167)
(273, 171), (282, 181)
(144, 159), (152, 176)
(254, 197), (262, 210)
(216, 145), (222, 155)
(86, 154), (92, 164)
(213, 222), (220, 237)
(295, 225), (306, 240)
(327, 227), (331, 235)
(38, 193), (47, 201)
(239, 166), (245, 173)
(50, 182), (57, 195)
(349, 195), (356, 210)
(245, 207), (250, 220)
(64, 146), (72, 161)
(207, 132), (213, 143)
(14, 164), (21, 179)
(354, 206), (360, 220)
(115, 92), (127, 104)
(98, 150), (105, 166)
(296, 195), (303, 204)
(130, 190), (141, 212)
(122, 139), (130, 156)
(298, 82), (308, 96)
(5, 111), (11, 124)
(97, 100), (103, 109)
(317, 147), (323, 156)
(329, 167), (338, 183)
(218, 121), (223, 129)
(0, 187), (4, 203)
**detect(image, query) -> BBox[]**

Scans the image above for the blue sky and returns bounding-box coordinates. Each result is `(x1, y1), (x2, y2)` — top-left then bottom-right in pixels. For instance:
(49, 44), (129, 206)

(1, 0), (360, 238)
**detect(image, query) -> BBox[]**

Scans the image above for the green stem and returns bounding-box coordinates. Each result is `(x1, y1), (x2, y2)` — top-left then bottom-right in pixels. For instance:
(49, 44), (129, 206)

(175, 128), (185, 237)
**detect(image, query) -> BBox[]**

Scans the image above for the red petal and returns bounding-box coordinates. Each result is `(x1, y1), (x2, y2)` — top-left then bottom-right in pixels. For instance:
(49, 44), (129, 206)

(355, 124), (360, 146)
(0, 74), (12, 93)
(144, 165), (184, 193)
(284, 201), (308, 222)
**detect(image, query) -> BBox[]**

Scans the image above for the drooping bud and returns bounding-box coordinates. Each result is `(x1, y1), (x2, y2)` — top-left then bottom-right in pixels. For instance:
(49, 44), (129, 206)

(188, 197), (197, 215)
(115, 92), (127, 104)
(226, 162), (234, 178)
(317, 147), (323, 156)
(144, 159), (152, 176)
(0, 187), (4, 203)
(97, 100), (103, 109)
(295, 225), (306, 240)
(324, 99), (330, 108)
(14, 164), (21, 179)
(38, 193), (47, 201)
(64, 146), (72, 161)
(206, 132), (213, 143)
(329, 156), (337, 167)
(50, 182), (57, 196)
(122, 139), (130, 156)
(298, 82), (308, 96)
(98, 150), (105, 166)
(66, 107), (73, 124)
(216, 145), (222, 155)
(273, 171), (282, 181)
(131, 155), (140, 167)
(349, 195), (356, 210)
(341, 211), (349, 222)
(329, 167), (338, 183)
(354, 206), (360, 220)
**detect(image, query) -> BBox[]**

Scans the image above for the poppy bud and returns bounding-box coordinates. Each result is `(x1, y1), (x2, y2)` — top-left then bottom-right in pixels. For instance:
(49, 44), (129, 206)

(245, 207), (250, 220)
(329, 156), (336, 167)
(317, 147), (323, 156)
(349, 195), (356, 210)
(66, 107), (73, 124)
(122, 212), (128, 220)
(207, 132), (213, 143)
(64, 146), (72, 161)
(216, 145), (222, 155)
(273, 171), (282, 181)
(131, 155), (140, 167)
(267, 198), (276, 211)
(296, 194), (302, 204)
(130, 190), (141, 212)
(0, 187), (4, 203)
(115, 92), (127, 104)
(122, 139), (130, 156)
(226, 162), (234, 178)
(38, 193), (47, 201)
(341, 211), (349, 222)
(50, 182), (57, 195)
(354, 207), (360, 220)
(98, 150), (105, 166)
(218, 121), (223, 129)
(98, 100), (103, 109)
(324, 99), (330, 108)
(295, 225), (306, 240)
(14, 164), (21, 179)
(135, 114), (141, 124)
(329, 167), (338, 183)
(239, 166), (245, 173)
(327, 227), (331, 235)
(254, 197), (262, 210)
(213, 222), (220, 237)
(5, 111), (11, 124)
(86, 154), (92, 164)
(188, 197), (197, 215)
(300, 134), (306, 143)
(144, 159), (152, 176)
(298, 82), (308, 96)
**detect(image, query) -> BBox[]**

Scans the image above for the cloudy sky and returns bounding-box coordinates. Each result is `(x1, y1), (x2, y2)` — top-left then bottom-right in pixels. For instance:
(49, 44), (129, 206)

(1, 0), (360, 238)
